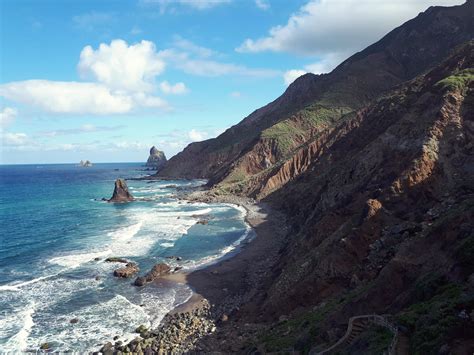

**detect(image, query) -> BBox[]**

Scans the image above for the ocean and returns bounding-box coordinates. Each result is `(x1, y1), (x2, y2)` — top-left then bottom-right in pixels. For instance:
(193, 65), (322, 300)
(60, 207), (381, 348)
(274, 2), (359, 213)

(0, 163), (251, 353)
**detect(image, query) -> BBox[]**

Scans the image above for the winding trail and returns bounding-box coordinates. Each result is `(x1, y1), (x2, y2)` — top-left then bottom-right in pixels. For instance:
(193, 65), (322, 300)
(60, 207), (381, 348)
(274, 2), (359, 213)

(311, 314), (404, 355)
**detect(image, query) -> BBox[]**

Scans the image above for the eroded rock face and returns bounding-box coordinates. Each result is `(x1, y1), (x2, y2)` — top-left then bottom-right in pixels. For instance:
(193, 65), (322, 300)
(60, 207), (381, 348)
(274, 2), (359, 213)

(146, 146), (167, 170)
(108, 179), (134, 202)
(134, 263), (171, 286)
(113, 262), (139, 278)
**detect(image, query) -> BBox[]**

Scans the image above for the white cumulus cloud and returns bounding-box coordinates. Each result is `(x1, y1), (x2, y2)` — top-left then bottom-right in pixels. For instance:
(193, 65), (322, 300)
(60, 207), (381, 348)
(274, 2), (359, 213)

(159, 81), (189, 94)
(0, 81), (134, 114)
(0, 40), (172, 115)
(78, 39), (165, 92)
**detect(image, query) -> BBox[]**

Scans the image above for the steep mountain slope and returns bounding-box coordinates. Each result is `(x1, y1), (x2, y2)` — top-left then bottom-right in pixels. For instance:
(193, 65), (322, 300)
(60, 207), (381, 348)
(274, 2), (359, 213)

(158, 1), (473, 199)
(248, 41), (474, 353)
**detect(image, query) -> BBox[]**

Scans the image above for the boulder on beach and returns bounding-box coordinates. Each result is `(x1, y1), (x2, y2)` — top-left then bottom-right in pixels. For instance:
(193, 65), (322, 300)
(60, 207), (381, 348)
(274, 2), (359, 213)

(145, 146), (167, 170)
(134, 263), (171, 286)
(108, 179), (134, 203)
(113, 262), (139, 278)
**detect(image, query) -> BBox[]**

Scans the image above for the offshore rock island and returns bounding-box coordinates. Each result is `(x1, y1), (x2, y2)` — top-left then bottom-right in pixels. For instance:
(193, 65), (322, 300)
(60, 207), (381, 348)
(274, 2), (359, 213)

(145, 146), (167, 170)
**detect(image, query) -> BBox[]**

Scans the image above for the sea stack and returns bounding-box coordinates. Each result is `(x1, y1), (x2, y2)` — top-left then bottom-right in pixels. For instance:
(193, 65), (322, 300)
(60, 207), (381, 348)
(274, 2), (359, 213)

(108, 179), (134, 202)
(145, 146), (167, 170)
(79, 160), (92, 167)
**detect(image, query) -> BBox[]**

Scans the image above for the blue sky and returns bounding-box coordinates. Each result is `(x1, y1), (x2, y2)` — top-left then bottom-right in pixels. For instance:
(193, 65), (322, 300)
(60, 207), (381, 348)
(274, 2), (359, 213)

(0, 0), (464, 164)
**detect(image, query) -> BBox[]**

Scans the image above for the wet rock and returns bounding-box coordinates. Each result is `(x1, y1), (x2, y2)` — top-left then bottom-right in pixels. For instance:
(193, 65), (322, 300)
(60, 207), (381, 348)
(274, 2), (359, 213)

(99, 342), (114, 354)
(135, 325), (148, 334)
(134, 263), (171, 286)
(108, 179), (134, 203)
(166, 256), (182, 261)
(70, 318), (79, 324)
(113, 262), (139, 278)
(105, 257), (128, 263)
(134, 276), (147, 287)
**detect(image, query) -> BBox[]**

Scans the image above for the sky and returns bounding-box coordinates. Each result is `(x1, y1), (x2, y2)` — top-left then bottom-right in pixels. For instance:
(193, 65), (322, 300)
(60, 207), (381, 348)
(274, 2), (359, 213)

(0, 0), (465, 164)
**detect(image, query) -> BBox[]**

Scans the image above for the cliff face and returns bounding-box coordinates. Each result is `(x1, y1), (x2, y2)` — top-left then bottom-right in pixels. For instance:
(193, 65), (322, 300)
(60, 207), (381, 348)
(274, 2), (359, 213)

(153, 2), (473, 353)
(158, 1), (473, 197)
(252, 42), (474, 353)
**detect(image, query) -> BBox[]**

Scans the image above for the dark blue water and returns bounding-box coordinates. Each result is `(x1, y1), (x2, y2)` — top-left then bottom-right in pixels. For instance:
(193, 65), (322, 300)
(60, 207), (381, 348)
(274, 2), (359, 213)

(0, 163), (250, 352)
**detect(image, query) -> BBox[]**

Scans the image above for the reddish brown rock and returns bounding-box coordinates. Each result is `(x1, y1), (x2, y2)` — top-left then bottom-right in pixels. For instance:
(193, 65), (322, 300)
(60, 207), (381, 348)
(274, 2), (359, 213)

(134, 263), (171, 286)
(108, 179), (134, 203)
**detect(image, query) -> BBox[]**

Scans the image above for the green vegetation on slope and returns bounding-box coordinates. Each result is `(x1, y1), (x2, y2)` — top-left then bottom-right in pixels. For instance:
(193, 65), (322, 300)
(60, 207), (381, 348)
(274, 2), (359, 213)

(436, 68), (474, 93)
(261, 104), (352, 156)
(397, 278), (473, 355)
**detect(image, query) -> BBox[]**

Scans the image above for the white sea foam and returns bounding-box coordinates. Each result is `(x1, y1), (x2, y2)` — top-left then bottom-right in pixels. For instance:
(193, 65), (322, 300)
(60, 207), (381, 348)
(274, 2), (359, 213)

(108, 221), (143, 243)
(160, 242), (175, 248)
(0, 302), (36, 351)
(0, 274), (58, 292)
(49, 249), (112, 269)
(30, 294), (151, 352)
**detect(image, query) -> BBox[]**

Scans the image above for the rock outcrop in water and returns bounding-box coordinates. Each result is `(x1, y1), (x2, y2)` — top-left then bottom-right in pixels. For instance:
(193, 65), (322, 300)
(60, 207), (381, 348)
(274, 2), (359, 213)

(108, 179), (134, 203)
(79, 160), (92, 167)
(145, 146), (167, 170)
(134, 263), (171, 286)
(113, 262), (139, 278)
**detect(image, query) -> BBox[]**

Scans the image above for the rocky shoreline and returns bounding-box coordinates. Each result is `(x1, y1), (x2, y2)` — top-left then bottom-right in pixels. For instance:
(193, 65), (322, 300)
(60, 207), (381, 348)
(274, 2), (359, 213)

(94, 186), (286, 354)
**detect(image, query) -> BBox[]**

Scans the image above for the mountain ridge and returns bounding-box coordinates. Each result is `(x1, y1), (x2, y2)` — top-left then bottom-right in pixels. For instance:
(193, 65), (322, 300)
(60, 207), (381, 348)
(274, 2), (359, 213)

(157, 0), (473, 196)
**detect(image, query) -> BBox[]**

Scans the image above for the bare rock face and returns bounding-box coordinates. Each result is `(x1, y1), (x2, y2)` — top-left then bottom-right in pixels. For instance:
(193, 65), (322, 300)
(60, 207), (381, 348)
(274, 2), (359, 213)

(146, 146), (167, 170)
(108, 179), (134, 203)
(134, 263), (171, 286)
(113, 262), (139, 278)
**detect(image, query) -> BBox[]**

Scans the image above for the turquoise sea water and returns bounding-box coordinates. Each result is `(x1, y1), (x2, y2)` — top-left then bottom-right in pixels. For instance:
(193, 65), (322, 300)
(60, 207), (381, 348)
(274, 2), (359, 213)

(0, 163), (250, 352)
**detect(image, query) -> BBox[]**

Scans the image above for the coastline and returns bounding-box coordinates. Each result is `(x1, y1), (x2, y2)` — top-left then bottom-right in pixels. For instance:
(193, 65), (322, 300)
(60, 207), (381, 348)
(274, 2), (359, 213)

(98, 188), (288, 353)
